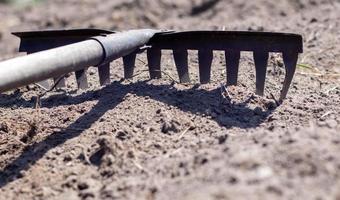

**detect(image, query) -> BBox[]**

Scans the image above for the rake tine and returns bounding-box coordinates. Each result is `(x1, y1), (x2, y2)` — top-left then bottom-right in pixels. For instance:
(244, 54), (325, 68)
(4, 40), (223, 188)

(173, 49), (190, 83)
(53, 76), (66, 88)
(98, 63), (111, 86)
(75, 69), (89, 89)
(253, 51), (269, 96)
(123, 53), (137, 79)
(147, 47), (162, 79)
(280, 52), (298, 101)
(198, 49), (213, 84)
(36, 80), (51, 90)
(225, 50), (241, 86)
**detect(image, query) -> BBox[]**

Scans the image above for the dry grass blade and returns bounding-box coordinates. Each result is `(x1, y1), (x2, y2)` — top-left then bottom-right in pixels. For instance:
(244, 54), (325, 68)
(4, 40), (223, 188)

(320, 111), (334, 120)
(176, 127), (191, 141)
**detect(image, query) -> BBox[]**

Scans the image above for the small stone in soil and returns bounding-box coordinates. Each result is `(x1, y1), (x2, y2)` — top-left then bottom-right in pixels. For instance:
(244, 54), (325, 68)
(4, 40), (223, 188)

(77, 182), (89, 190)
(0, 122), (9, 133)
(161, 120), (180, 134)
(63, 154), (73, 162)
(265, 101), (277, 110)
(217, 134), (228, 144)
(116, 130), (129, 140)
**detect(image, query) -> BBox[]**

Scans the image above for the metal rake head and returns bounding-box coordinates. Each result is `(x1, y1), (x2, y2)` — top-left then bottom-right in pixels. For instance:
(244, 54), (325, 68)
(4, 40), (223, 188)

(13, 29), (303, 101)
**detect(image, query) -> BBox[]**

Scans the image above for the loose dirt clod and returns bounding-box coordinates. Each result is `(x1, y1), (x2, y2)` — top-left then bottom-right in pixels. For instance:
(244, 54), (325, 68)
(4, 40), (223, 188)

(19, 122), (38, 144)
(0, 122), (9, 133)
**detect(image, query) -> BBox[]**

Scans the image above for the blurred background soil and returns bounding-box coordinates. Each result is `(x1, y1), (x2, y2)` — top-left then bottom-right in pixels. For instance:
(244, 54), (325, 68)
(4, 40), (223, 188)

(0, 0), (339, 199)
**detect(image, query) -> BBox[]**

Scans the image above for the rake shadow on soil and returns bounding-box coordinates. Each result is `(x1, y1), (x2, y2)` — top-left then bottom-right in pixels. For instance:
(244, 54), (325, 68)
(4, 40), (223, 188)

(0, 80), (275, 187)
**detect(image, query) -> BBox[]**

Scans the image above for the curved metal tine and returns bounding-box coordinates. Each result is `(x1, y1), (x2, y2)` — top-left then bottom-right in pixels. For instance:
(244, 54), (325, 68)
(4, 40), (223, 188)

(147, 47), (162, 79)
(53, 76), (66, 89)
(280, 52), (298, 101)
(75, 68), (88, 89)
(253, 51), (269, 96)
(198, 49), (213, 84)
(36, 80), (51, 90)
(123, 53), (137, 79)
(98, 63), (111, 86)
(173, 49), (190, 83)
(225, 50), (241, 86)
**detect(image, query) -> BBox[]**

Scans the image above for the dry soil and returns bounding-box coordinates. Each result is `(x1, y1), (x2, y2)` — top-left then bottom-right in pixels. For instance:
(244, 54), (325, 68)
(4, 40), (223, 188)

(0, 0), (340, 199)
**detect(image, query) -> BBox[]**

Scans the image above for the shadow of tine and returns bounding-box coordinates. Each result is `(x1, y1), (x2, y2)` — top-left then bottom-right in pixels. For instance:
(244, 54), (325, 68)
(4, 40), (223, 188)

(0, 82), (128, 188)
(0, 81), (276, 188)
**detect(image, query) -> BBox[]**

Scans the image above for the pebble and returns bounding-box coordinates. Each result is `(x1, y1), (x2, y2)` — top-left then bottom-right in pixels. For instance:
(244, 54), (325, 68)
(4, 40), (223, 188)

(0, 122), (9, 133)
(161, 119), (180, 134)
(217, 134), (228, 144)
(256, 166), (273, 179)
(116, 130), (129, 141)
(326, 119), (338, 128)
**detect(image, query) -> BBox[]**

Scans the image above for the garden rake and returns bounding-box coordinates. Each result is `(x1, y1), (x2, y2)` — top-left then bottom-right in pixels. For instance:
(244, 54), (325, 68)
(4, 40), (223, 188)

(0, 28), (303, 101)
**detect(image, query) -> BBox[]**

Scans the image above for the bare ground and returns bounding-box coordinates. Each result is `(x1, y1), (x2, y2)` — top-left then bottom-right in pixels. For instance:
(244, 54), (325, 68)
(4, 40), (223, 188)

(0, 0), (340, 199)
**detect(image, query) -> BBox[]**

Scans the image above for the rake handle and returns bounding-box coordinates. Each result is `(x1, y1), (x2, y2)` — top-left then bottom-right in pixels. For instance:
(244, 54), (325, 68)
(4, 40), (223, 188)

(0, 29), (159, 93)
